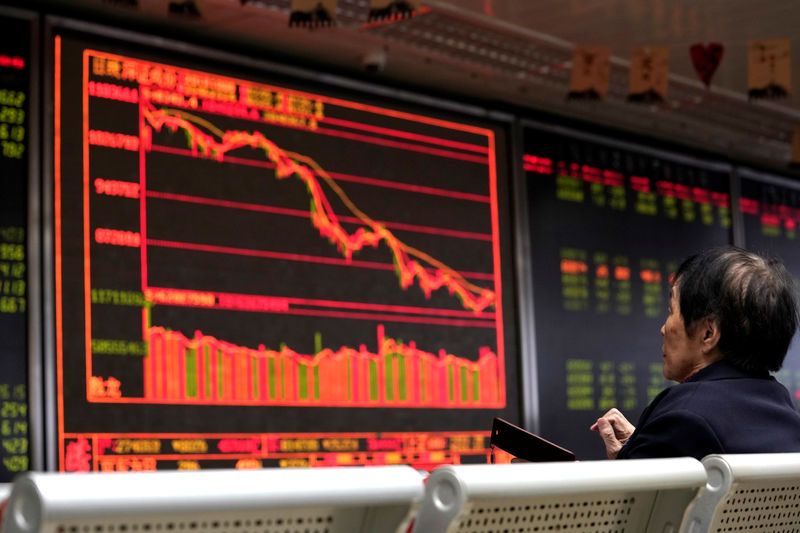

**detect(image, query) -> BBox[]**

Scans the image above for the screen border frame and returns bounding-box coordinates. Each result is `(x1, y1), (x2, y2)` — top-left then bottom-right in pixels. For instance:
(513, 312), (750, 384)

(42, 14), (526, 472)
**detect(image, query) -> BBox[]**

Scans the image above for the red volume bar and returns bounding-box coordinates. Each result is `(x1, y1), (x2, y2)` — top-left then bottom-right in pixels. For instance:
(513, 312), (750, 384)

(143, 323), (502, 408)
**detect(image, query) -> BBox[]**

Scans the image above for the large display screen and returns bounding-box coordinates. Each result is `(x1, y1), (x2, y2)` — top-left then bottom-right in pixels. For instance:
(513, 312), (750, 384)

(524, 124), (732, 459)
(53, 31), (519, 471)
(739, 172), (800, 404)
(0, 10), (32, 480)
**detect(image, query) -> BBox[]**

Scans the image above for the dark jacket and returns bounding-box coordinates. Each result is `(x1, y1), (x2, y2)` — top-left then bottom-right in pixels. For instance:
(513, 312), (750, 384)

(618, 360), (800, 460)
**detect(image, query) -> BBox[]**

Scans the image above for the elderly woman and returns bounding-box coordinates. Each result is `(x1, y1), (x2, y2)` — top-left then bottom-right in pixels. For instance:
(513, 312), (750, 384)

(591, 246), (800, 460)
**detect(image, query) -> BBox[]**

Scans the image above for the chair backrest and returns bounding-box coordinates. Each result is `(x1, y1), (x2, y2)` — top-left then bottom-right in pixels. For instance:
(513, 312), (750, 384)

(680, 453), (800, 533)
(1, 465), (424, 533)
(411, 458), (707, 533)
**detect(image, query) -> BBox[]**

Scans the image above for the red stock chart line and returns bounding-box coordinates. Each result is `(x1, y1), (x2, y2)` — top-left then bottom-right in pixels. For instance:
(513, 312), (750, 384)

(139, 102), (496, 313)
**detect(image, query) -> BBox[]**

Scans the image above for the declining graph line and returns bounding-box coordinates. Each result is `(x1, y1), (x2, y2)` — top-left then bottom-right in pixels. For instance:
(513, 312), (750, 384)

(141, 103), (496, 313)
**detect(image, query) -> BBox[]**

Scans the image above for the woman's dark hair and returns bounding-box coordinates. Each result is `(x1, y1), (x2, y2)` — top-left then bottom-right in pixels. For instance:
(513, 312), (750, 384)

(674, 246), (800, 374)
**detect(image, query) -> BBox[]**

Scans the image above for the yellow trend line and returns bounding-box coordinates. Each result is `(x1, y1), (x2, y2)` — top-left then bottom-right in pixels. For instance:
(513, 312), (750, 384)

(166, 109), (227, 139)
(162, 107), (490, 299)
(289, 152), (485, 295)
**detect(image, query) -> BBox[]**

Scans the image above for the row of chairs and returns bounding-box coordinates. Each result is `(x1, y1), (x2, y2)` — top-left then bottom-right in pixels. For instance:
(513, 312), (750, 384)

(2, 453), (800, 533)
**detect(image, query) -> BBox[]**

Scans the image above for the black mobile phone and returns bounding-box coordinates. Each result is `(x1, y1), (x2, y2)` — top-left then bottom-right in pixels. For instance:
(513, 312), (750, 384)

(490, 417), (576, 462)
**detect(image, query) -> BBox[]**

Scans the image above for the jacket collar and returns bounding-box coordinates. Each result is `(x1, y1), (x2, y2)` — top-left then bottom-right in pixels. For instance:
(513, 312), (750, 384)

(686, 359), (769, 383)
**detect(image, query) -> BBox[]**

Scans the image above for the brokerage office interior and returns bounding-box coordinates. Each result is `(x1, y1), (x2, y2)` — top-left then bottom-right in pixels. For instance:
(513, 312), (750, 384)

(1, 0), (800, 476)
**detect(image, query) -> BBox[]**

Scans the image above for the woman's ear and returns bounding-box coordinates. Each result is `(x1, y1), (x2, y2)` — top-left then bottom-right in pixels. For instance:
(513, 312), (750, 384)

(701, 316), (721, 353)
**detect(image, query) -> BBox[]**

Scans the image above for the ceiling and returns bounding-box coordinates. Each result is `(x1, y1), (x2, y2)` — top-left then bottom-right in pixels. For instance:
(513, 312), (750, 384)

(40, 0), (800, 170)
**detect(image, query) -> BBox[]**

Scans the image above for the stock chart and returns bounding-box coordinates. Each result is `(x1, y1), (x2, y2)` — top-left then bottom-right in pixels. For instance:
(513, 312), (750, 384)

(525, 125), (732, 459)
(54, 33), (518, 471)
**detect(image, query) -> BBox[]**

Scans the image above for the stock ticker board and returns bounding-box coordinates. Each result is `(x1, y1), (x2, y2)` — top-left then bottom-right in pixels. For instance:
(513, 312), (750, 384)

(524, 126), (732, 460)
(739, 174), (800, 406)
(54, 32), (519, 472)
(0, 11), (32, 480)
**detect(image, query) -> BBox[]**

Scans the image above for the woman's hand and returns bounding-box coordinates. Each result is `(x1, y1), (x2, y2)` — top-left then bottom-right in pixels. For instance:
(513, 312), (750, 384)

(590, 408), (635, 459)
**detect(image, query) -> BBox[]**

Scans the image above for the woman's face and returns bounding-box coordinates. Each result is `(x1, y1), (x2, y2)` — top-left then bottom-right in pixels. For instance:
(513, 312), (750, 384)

(660, 284), (706, 382)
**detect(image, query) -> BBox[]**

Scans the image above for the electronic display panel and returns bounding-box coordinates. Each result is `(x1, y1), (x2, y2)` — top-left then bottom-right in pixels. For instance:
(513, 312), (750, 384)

(524, 124), (732, 459)
(739, 172), (800, 404)
(53, 30), (519, 472)
(0, 10), (32, 480)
